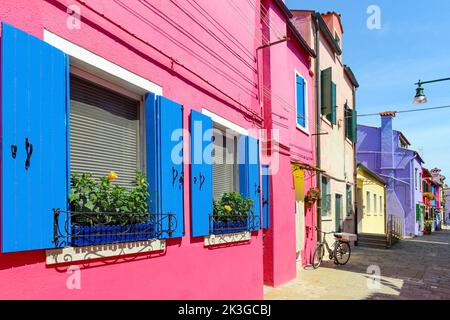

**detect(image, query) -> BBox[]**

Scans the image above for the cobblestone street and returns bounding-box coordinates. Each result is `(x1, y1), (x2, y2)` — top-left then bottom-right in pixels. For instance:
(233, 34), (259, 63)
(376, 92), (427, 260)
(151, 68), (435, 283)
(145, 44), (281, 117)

(265, 229), (450, 300)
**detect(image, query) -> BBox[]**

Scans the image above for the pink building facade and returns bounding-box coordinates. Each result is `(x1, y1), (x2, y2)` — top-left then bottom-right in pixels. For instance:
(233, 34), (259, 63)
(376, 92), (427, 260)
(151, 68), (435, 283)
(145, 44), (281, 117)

(0, 0), (317, 299)
(261, 0), (317, 287)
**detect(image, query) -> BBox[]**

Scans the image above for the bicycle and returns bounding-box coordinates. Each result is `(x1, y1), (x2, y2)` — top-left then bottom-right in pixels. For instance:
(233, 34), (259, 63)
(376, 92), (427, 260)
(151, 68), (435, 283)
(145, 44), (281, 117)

(312, 227), (351, 269)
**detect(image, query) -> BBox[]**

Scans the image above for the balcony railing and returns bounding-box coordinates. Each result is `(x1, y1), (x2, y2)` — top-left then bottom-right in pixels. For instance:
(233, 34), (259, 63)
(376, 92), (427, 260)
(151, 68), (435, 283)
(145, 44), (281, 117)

(208, 213), (260, 235)
(53, 209), (177, 248)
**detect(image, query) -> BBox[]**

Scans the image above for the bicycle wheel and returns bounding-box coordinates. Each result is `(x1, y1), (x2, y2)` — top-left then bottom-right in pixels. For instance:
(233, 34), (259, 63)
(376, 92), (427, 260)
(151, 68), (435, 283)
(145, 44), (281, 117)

(334, 241), (351, 265)
(312, 244), (324, 269)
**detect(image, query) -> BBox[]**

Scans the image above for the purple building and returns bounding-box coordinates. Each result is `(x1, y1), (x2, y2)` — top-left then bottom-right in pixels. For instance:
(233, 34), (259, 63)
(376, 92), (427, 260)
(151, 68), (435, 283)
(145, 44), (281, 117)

(357, 112), (424, 237)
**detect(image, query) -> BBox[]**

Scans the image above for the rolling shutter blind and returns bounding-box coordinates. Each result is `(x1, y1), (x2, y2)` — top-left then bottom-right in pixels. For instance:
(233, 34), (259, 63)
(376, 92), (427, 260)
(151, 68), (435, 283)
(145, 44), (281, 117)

(70, 76), (140, 187)
(212, 128), (237, 200)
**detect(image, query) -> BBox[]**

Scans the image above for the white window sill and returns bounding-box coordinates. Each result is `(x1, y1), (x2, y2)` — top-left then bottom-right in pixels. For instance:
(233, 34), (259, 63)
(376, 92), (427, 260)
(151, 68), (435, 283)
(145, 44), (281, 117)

(45, 239), (165, 265)
(204, 231), (251, 246)
(321, 217), (333, 222)
(321, 116), (333, 127)
(296, 124), (310, 135)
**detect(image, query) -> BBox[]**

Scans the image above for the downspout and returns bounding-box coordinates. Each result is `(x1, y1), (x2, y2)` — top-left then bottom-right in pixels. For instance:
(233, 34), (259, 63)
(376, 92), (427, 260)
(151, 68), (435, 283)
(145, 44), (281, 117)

(353, 86), (358, 238)
(314, 13), (322, 240)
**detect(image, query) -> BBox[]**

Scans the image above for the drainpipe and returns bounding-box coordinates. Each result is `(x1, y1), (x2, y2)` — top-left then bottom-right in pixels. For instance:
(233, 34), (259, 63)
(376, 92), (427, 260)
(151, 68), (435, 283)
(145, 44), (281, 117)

(313, 13), (322, 240)
(353, 87), (358, 238)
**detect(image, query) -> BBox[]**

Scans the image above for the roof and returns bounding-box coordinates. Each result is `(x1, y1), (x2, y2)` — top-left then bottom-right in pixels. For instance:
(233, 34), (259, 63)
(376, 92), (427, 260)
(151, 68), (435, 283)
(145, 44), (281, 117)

(357, 164), (386, 186)
(398, 131), (411, 146)
(273, 1), (316, 58)
(290, 10), (342, 56)
(344, 65), (359, 88)
(322, 11), (344, 33)
(314, 12), (342, 56)
(273, 0), (293, 19)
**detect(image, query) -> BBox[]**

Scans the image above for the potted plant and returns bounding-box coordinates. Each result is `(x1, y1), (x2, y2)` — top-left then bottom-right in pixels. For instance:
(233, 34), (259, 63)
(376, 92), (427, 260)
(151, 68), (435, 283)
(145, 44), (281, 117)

(424, 220), (433, 235)
(68, 171), (154, 246)
(424, 192), (436, 201)
(304, 187), (320, 207)
(212, 192), (254, 234)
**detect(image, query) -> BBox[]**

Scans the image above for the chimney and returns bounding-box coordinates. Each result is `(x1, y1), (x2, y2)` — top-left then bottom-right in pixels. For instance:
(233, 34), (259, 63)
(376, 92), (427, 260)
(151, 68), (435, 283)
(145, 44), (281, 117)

(380, 111), (397, 171)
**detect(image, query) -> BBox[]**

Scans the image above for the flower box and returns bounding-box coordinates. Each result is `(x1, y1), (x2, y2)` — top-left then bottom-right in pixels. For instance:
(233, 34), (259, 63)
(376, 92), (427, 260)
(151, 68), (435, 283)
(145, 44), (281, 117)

(212, 220), (249, 235)
(71, 223), (157, 247)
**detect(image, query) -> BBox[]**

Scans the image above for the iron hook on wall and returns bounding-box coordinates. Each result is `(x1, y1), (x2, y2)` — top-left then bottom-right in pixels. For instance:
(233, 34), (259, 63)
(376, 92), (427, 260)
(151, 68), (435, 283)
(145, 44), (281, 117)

(25, 138), (33, 170)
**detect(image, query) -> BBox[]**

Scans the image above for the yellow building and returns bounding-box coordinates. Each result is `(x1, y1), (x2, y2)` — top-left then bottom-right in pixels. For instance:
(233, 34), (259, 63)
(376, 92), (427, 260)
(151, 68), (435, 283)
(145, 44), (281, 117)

(357, 164), (386, 235)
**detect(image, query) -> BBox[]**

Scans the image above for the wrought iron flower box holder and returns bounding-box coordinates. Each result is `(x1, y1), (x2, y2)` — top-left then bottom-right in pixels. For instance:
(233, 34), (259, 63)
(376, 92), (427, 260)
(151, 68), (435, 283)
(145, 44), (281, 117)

(209, 213), (260, 235)
(53, 209), (176, 248)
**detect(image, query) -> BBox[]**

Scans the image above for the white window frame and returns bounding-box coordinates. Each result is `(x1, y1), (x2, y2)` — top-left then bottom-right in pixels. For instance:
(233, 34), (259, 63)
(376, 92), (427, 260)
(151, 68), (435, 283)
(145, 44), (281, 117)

(294, 70), (309, 134)
(366, 191), (371, 215)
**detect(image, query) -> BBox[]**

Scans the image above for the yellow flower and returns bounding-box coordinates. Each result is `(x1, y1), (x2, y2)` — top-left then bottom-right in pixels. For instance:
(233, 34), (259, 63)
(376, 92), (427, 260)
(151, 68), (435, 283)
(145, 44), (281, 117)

(224, 205), (232, 212)
(107, 171), (118, 181)
(141, 178), (146, 184)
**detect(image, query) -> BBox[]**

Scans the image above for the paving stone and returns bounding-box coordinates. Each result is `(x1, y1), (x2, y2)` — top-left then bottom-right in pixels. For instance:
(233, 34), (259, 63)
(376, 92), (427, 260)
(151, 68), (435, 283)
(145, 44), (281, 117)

(265, 230), (450, 300)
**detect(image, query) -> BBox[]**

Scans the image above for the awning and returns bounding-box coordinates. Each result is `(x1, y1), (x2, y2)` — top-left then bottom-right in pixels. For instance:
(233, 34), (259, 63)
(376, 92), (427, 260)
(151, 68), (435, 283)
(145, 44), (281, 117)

(292, 162), (325, 173)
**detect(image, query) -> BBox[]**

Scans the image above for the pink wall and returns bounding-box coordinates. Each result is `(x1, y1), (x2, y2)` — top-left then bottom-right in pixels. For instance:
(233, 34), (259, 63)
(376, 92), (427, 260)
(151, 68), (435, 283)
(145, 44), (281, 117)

(0, 0), (264, 299)
(261, 0), (316, 287)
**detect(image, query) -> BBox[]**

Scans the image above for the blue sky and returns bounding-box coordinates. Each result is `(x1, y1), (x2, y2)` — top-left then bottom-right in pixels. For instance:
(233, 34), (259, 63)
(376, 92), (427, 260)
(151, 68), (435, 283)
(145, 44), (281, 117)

(286, 0), (450, 178)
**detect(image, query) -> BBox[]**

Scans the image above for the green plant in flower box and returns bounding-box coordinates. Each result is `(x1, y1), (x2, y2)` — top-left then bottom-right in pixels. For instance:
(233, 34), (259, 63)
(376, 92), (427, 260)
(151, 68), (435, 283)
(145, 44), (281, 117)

(213, 192), (254, 223)
(69, 171), (149, 226)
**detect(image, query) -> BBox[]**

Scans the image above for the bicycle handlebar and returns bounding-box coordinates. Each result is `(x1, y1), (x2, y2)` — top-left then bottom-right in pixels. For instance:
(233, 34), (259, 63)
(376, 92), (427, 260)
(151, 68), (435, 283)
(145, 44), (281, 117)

(315, 226), (337, 235)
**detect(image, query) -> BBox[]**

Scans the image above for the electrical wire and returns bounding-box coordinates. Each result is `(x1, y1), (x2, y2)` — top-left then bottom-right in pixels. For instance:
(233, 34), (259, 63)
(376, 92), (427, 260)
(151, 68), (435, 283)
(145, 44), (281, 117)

(138, 0), (256, 87)
(187, 0), (256, 61)
(358, 105), (450, 117)
(75, 0), (263, 122)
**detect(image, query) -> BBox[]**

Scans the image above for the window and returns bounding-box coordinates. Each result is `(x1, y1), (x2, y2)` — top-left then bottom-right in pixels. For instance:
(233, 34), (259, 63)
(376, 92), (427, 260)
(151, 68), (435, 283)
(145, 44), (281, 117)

(380, 196), (383, 215)
(415, 168), (418, 190)
(366, 191), (371, 214)
(321, 68), (337, 125)
(374, 194), (377, 214)
(345, 103), (357, 143)
(335, 31), (341, 49)
(346, 184), (353, 216)
(70, 75), (142, 187)
(295, 73), (307, 130)
(321, 176), (331, 217)
(419, 173), (422, 191)
(212, 125), (239, 200)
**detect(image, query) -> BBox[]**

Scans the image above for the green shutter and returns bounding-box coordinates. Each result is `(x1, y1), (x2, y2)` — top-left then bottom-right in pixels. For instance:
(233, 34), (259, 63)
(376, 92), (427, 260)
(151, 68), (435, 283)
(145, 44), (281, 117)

(331, 82), (337, 125)
(344, 104), (350, 140)
(321, 68), (332, 118)
(351, 109), (357, 143)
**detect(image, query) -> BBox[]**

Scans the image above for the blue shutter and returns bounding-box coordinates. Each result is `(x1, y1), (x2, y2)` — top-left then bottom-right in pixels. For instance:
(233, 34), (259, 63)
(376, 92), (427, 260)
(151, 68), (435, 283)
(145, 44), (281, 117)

(145, 94), (184, 238)
(239, 136), (261, 231)
(1, 23), (69, 253)
(190, 110), (213, 237)
(296, 75), (306, 127)
(262, 165), (270, 229)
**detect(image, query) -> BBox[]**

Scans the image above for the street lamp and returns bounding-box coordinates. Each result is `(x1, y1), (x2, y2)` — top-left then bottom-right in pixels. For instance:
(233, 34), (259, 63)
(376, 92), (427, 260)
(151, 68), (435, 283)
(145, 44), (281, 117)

(413, 81), (427, 105)
(413, 77), (450, 105)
